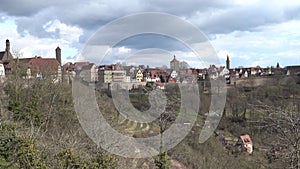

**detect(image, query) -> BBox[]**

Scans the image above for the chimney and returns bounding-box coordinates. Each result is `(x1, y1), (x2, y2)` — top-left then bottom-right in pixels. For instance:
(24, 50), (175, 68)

(55, 46), (61, 66)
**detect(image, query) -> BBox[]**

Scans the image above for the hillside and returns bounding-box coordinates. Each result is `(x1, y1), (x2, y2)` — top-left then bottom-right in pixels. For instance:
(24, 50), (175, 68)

(0, 74), (299, 168)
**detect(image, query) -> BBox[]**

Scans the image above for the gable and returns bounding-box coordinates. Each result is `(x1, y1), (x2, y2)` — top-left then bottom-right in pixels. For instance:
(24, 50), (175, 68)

(0, 51), (13, 62)
(0, 51), (4, 60)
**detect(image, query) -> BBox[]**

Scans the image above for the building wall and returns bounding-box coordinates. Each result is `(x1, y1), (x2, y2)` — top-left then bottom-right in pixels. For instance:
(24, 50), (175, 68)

(91, 65), (98, 82)
(136, 70), (143, 82)
(112, 70), (126, 82)
(99, 70), (126, 83)
(170, 60), (179, 70)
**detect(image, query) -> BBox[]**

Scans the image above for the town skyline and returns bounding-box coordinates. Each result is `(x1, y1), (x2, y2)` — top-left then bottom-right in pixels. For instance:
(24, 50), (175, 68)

(2, 38), (298, 88)
(1, 38), (298, 70)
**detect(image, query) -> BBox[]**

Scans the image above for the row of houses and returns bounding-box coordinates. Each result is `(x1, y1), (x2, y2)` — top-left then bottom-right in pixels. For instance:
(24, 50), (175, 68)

(65, 60), (300, 86)
(197, 56), (300, 85)
(65, 63), (198, 84)
(1, 40), (299, 87)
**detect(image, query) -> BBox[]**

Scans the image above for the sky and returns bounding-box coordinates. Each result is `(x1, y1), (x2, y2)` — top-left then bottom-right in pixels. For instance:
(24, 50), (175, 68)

(0, 0), (300, 68)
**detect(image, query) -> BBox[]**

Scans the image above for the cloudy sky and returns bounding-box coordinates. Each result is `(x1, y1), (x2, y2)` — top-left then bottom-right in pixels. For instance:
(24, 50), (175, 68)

(0, 0), (300, 68)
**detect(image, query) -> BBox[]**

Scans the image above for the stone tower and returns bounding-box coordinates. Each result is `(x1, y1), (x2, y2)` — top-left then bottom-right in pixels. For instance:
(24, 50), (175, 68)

(2, 39), (13, 61)
(226, 54), (230, 69)
(55, 46), (61, 66)
(5, 39), (10, 52)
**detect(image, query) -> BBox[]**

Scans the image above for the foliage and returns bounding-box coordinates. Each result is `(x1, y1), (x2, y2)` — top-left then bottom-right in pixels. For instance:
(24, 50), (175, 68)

(55, 148), (89, 169)
(0, 124), (47, 168)
(16, 137), (48, 169)
(55, 148), (118, 169)
(155, 151), (169, 169)
(0, 124), (18, 162)
(90, 151), (118, 169)
(5, 78), (45, 127)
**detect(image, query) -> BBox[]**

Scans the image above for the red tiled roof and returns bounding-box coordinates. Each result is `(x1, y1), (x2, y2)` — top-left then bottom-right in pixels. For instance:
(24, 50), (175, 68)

(240, 135), (252, 145)
(15, 57), (59, 76)
(29, 58), (59, 68)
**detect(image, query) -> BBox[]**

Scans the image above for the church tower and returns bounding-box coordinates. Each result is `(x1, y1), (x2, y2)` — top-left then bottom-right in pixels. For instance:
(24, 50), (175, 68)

(226, 54), (230, 69)
(170, 55), (179, 71)
(55, 46), (61, 66)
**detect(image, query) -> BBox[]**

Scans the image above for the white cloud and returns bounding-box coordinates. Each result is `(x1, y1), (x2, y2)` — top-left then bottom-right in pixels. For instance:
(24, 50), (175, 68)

(0, 1), (300, 68)
(0, 17), (80, 64)
(210, 20), (300, 67)
(75, 53), (85, 62)
(231, 0), (260, 6)
(44, 19), (83, 42)
(217, 50), (234, 59)
(118, 46), (131, 54)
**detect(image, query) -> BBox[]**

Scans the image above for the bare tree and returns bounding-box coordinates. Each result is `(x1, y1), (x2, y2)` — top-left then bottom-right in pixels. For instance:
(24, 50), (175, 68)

(255, 104), (300, 169)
